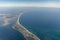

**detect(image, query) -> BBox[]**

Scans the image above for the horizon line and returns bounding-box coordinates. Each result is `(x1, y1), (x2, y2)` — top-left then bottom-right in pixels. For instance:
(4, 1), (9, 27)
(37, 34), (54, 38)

(0, 2), (60, 8)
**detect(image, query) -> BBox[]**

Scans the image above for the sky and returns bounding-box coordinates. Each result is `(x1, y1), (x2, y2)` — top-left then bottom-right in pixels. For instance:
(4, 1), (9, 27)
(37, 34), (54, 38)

(0, 0), (60, 2)
(0, 0), (60, 8)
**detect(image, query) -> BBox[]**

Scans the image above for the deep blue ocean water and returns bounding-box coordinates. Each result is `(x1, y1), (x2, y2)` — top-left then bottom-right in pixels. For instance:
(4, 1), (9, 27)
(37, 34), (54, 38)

(20, 8), (60, 40)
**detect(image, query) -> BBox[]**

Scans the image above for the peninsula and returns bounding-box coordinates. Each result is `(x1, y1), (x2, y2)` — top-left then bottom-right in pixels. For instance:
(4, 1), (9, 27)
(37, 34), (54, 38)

(13, 13), (40, 40)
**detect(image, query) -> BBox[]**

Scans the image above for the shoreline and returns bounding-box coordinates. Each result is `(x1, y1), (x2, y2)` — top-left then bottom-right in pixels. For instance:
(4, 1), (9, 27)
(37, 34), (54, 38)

(13, 13), (40, 40)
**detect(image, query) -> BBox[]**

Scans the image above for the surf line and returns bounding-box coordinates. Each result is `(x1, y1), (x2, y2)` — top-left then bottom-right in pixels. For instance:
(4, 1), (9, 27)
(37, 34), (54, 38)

(13, 13), (40, 40)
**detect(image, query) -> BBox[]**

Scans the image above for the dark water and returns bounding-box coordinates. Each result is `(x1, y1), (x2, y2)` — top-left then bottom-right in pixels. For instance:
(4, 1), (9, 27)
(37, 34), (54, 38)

(20, 8), (60, 40)
(0, 20), (25, 40)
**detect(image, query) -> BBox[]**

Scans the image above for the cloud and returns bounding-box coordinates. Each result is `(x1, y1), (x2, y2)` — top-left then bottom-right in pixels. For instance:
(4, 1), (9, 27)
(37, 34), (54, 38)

(0, 14), (18, 26)
(2, 16), (11, 26)
(0, 2), (60, 8)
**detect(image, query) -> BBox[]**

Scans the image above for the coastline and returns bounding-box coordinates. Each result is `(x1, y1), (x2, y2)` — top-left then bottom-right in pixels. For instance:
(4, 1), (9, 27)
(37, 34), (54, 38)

(13, 13), (40, 40)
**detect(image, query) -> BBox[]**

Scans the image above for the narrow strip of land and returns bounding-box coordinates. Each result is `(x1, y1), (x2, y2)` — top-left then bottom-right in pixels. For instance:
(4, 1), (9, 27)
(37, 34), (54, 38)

(13, 13), (40, 40)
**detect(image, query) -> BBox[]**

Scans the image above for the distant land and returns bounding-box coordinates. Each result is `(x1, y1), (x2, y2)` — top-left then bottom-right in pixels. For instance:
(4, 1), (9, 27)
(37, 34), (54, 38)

(13, 13), (40, 40)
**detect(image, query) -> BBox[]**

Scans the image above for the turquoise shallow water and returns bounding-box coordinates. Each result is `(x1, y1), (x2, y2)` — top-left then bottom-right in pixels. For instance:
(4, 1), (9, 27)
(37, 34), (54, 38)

(0, 20), (25, 40)
(0, 8), (26, 40)
(20, 8), (60, 40)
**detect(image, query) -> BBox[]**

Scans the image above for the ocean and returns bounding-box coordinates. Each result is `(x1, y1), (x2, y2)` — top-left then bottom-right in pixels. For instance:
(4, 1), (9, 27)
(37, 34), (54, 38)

(20, 8), (60, 40)
(0, 8), (26, 40)
(0, 19), (25, 40)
